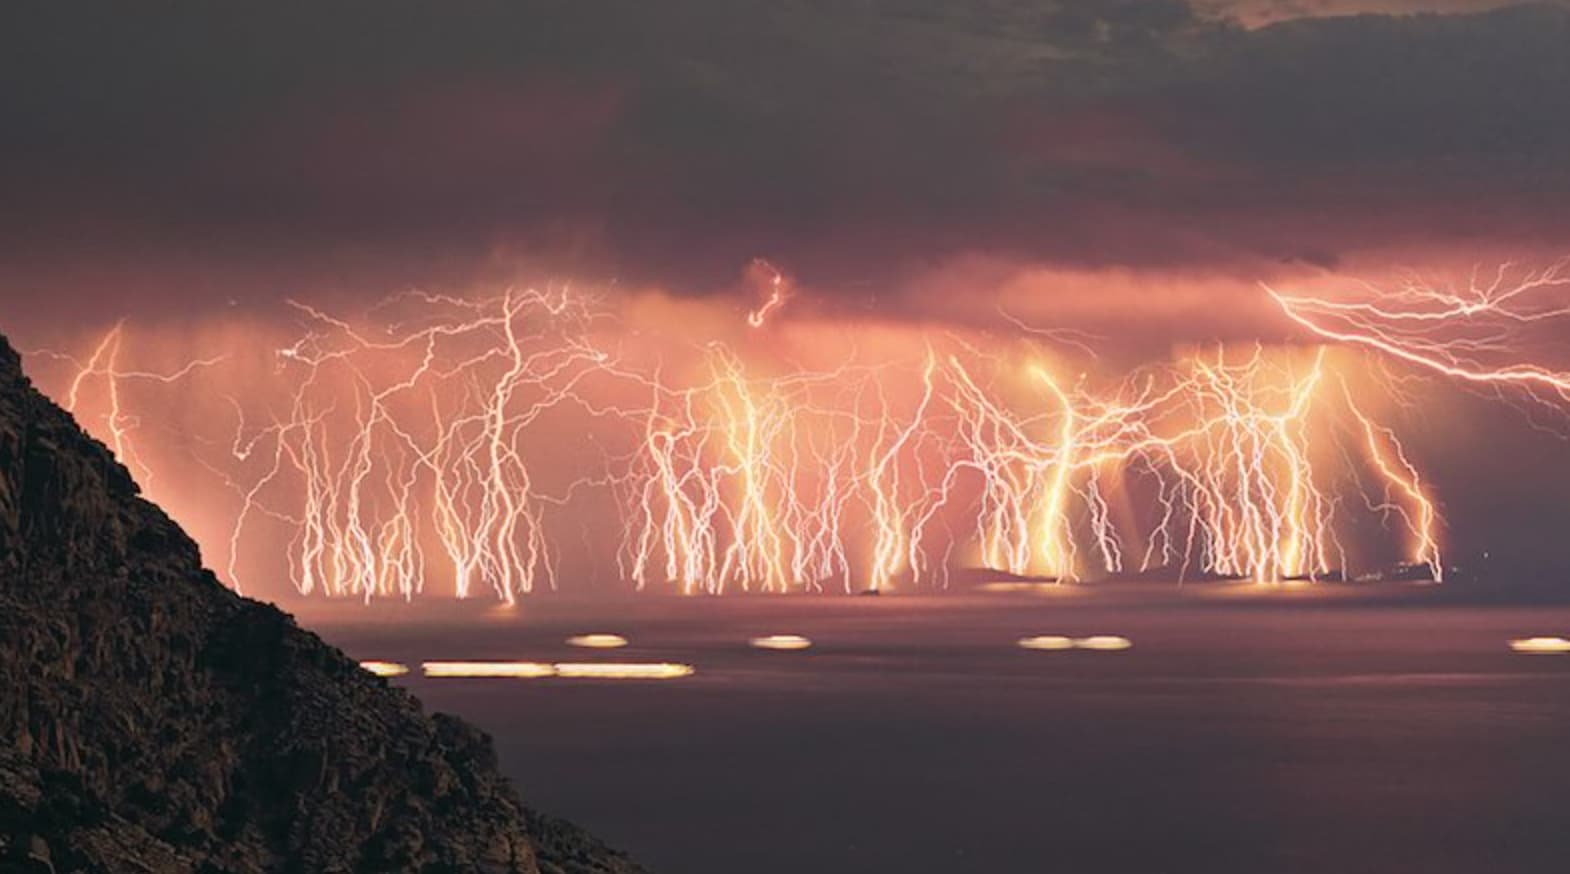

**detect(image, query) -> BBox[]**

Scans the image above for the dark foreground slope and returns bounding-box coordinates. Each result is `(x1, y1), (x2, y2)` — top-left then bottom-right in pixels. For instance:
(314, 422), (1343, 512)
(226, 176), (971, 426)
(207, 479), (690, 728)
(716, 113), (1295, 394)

(0, 337), (643, 874)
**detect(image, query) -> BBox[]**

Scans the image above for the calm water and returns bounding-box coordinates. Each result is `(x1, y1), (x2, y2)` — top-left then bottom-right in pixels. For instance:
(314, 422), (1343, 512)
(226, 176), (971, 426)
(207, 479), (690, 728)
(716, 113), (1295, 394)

(310, 586), (1570, 874)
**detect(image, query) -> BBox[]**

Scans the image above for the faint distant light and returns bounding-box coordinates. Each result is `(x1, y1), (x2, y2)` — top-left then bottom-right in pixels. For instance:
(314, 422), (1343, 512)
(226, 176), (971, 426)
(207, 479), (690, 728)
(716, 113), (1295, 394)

(360, 660), (410, 677)
(1509, 637), (1570, 655)
(553, 662), (695, 680)
(422, 661), (556, 678)
(1017, 635), (1075, 651)
(567, 633), (629, 649)
(1074, 636), (1133, 651)
(419, 661), (695, 680)
(751, 634), (813, 651)
(980, 582), (1059, 594)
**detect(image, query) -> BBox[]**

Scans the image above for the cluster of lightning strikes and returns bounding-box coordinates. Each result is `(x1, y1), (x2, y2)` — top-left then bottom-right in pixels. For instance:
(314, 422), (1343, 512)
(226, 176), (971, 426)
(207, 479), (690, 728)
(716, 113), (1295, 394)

(1267, 260), (1570, 412)
(32, 322), (227, 487)
(40, 274), (1472, 603)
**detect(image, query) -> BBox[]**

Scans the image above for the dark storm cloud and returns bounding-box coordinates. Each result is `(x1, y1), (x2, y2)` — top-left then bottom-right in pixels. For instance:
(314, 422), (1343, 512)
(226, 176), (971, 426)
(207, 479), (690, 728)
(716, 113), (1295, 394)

(1, 1), (1568, 307)
(1206, 0), (1558, 25)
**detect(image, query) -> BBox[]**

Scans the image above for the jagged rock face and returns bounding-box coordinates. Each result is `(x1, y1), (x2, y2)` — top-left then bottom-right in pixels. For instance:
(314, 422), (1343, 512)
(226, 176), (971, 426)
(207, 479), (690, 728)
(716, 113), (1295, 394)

(0, 337), (642, 874)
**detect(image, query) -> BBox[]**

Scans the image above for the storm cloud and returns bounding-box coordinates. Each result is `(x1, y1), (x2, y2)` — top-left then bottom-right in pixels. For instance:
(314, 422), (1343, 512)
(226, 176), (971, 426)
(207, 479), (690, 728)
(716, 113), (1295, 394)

(2, 1), (1568, 318)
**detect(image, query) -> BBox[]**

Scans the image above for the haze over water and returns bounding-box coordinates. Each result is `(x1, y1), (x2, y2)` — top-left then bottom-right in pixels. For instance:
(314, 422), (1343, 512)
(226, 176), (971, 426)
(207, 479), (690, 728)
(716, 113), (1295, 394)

(313, 585), (1570, 874)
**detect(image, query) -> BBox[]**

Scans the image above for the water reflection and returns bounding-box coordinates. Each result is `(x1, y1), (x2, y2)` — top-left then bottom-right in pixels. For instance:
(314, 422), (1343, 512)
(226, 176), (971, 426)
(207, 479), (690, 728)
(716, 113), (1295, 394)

(750, 634), (813, 650)
(567, 633), (630, 649)
(1509, 637), (1570, 654)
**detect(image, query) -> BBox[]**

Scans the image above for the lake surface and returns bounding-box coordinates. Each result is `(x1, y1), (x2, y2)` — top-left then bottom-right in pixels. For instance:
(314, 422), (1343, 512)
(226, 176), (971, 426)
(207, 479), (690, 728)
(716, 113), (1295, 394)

(308, 585), (1570, 874)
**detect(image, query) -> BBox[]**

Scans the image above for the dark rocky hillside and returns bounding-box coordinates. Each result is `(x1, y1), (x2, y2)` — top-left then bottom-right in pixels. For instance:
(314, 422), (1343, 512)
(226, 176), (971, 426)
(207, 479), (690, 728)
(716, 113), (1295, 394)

(0, 335), (645, 874)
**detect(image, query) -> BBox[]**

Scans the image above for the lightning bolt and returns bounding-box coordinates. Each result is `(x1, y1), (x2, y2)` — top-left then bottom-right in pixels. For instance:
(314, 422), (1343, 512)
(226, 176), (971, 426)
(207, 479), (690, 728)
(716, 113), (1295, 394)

(28, 282), (1449, 602)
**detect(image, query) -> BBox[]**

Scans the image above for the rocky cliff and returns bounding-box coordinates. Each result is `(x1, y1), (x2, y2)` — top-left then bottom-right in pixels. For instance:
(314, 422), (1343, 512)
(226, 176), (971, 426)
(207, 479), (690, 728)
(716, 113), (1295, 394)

(0, 335), (644, 874)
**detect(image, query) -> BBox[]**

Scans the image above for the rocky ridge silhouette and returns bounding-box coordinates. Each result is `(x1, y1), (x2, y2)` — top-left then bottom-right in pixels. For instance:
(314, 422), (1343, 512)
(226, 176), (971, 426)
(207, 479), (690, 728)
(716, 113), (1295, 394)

(0, 335), (644, 874)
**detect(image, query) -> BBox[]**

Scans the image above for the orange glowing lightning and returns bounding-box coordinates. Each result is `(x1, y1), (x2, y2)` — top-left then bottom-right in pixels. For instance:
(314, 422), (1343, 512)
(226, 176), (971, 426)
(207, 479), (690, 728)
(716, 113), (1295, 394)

(744, 259), (792, 329)
(33, 323), (224, 485)
(1267, 260), (1570, 410)
(27, 283), (1450, 601)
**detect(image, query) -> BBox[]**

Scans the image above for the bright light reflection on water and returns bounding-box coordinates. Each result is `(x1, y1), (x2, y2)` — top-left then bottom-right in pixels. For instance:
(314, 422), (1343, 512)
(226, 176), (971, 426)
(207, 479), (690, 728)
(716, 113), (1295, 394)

(423, 661), (556, 678)
(418, 661), (696, 680)
(1509, 637), (1570, 655)
(1017, 635), (1074, 650)
(567, 633), (630, 649)
(359, 660), (410, 677)
(1075, 635), (1133, 651)
(750, 634), (813, 650)
(553, 662), (696, 680)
